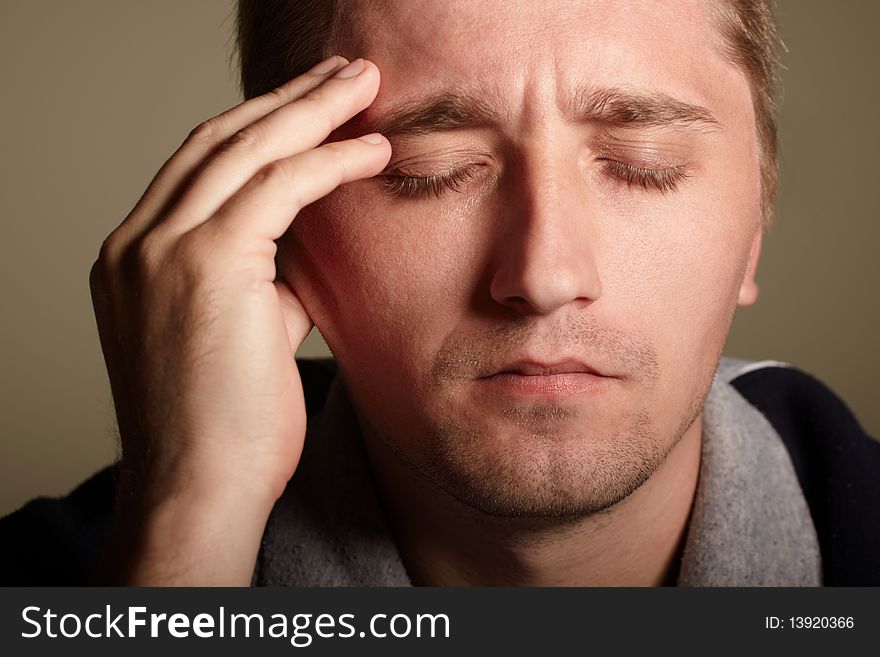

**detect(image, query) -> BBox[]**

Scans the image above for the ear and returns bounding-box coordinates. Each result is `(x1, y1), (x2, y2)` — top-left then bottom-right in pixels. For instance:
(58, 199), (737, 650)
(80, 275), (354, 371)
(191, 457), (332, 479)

(737, 226), (763, 307)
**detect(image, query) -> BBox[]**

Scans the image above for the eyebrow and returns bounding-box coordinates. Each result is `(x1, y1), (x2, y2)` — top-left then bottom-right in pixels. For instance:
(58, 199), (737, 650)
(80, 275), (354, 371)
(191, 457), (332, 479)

(565, 87), (721, 130)
(350, 90), (506, 139)
(352, 85), (721, 140)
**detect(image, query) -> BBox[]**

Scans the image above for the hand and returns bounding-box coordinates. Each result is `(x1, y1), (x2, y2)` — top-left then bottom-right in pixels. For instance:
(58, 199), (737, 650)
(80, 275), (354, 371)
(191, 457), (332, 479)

(88, 56), (391, 584)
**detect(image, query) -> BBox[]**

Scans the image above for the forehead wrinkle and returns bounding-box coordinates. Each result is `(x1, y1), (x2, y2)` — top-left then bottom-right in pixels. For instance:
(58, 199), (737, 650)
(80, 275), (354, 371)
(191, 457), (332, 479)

(342, 80), (720, 147)
(337, 0), (733, 143)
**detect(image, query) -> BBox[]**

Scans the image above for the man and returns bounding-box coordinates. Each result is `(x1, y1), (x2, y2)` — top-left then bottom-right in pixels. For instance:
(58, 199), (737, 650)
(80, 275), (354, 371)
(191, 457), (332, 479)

(2, 0), (878, 586)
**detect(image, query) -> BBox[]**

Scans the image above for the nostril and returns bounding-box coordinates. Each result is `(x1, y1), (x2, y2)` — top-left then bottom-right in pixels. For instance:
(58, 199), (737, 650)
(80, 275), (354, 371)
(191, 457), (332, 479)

(500, 295), (532, 314)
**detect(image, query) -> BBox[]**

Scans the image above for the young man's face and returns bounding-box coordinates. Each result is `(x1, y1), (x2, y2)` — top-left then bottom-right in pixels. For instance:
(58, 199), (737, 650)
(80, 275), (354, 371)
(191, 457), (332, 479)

(277, 0), (763, 517)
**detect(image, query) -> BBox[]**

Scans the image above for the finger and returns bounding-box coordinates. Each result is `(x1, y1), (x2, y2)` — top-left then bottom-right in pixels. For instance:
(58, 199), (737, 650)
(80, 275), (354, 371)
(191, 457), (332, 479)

(202, 134), (391, 243)
(162, 58), (381, 235)
(108, 55), (352, 250)
(273, 277), (315, 357)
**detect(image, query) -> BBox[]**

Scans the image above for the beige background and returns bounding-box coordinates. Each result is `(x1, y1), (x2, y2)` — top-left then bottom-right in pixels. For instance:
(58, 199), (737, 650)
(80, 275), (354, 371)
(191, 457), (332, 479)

(1, 0), (877, 517)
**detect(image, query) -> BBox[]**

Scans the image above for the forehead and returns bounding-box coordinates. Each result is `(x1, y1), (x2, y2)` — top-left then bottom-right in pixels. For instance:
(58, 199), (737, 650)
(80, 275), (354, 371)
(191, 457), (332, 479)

(338, 0), (749, 128)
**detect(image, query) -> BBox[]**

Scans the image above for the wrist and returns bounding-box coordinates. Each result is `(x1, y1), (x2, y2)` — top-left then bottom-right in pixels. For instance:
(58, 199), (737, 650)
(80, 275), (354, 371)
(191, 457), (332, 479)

(98, 471), (278, 586)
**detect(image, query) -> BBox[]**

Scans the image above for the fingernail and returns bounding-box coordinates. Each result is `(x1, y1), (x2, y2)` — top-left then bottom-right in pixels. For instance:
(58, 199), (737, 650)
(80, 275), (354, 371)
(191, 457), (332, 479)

(333, 58), (365, 79)
(311, 55), (345, 75)
(357, 133), (384, 145)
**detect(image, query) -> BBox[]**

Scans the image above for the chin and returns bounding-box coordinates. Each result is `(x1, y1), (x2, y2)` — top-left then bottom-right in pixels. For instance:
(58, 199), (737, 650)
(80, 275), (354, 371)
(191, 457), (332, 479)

(389, 407), (670, 520)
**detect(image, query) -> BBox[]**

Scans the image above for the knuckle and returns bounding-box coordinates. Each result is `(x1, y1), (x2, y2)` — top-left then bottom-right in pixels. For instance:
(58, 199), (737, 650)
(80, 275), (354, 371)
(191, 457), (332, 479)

(258, 159), (292, 184)
(186, 118), (219, 145)
(251, 159), (304, 211)
(131, 231), (166, 276)
(325, 143), (349, 177)
(263, 85), (290, 106)
(298, 91), (337, 132)
(224, 126), (260, 151)
(96, 232), (122, 268)
(301, 85), (327, 105)
(315, 143), (348, 187)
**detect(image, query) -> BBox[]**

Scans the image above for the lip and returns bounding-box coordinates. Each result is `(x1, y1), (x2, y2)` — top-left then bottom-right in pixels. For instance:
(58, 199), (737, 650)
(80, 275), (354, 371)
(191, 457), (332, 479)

(483, 359), (607, 377)
(477, 359), (614, 397)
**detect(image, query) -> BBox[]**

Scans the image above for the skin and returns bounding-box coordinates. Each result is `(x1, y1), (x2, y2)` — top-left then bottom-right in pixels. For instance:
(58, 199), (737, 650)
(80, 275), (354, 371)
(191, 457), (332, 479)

(89, 0), (762, 585)
(90, 55), (393, 584)
(278, 0), (764, 585)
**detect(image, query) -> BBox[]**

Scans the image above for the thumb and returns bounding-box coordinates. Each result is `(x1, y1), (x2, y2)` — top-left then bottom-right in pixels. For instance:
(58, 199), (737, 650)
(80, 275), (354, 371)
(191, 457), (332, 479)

(273, 277), (315, 356)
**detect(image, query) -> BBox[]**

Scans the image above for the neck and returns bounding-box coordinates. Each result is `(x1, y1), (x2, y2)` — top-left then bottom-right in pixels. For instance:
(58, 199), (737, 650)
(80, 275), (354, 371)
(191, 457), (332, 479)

(362, 417), (702, 587)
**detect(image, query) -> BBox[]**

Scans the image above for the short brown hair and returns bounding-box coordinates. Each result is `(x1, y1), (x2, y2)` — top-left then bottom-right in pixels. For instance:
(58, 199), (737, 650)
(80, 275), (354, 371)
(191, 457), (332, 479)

(235, 0), (782, 224)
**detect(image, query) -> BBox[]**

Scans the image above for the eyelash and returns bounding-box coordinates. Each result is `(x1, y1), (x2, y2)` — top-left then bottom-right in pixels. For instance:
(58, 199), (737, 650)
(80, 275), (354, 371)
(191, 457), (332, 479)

(381, 167), (479, 199)
(380, 160), (688, 200)
(599, 159), (689, 194)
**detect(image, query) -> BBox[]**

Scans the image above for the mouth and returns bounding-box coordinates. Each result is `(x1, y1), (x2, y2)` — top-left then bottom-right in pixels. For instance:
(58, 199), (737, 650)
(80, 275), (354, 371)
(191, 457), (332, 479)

(477, 359), (615, 397)
(487, 359), (606, 377)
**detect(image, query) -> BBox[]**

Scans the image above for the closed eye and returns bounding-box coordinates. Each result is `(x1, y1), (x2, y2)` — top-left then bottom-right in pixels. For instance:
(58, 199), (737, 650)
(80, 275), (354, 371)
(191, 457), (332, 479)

(598, 159), (690, 193)
(380, 166), (480, 199)
(379, 159), (689, 200)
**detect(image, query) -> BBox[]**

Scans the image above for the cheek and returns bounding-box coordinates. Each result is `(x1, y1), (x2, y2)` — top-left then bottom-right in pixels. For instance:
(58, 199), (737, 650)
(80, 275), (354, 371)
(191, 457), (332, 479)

(601, 153), (761, 380)
(277, 189), (477, 374)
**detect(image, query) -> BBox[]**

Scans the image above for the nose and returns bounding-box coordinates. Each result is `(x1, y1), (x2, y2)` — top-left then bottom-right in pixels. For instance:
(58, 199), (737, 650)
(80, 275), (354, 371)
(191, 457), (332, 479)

(489, 158), (603, 316)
